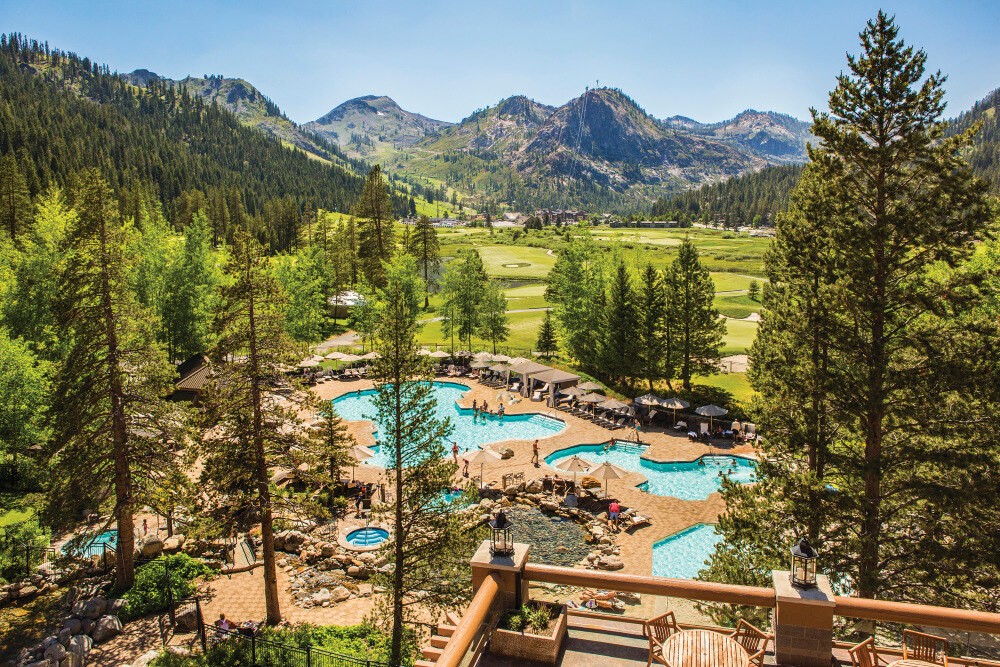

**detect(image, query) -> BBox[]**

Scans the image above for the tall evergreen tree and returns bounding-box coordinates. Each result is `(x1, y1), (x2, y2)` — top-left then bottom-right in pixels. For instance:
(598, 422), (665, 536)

(353, 166), (395, 287)
(439, 250), (488, 351)
(0, 154), (31, 242)
(49, 169), (182, 589)
(637, 263), (666, 391)
(600, 261), (640, 386)
(477, 280), (509, 354)
(545, 235), (603, 369)
(536, 309), (558, 357)
(706, 13), (1000, 611)
(162, 211), (220, 360)
(666, 239), (725, 389)
(369, 254), (476, 665)
(407, 214), (441, 308)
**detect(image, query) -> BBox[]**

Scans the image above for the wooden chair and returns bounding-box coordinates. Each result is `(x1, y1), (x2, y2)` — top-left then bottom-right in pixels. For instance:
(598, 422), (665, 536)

(730, 619), (770, 667)
(848, 637), (879, 667)
(902, 630), (948, 665)
(644, 610), (680, 666)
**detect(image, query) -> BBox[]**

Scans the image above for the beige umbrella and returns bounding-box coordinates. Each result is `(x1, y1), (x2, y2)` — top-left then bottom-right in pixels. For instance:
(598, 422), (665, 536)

(506, 356), (530, 365)
(454, 350), (473, 358)
(470, 360), (492, 369)
(429, 350), (451, 359)
(587, 461), (629, 496)
(577, 393), (603, 404)
(552, 454), (594, 488)
(463, 448), (502, 489)
(326, 351), (359, 361)
(473, 351), (494, 361)
(634, 393), (663, 406)
(298, 355), (324, 369)
(695, 404), (729, 431)
(360, 351), (380, 361)
(417, 349), (432, 356)
(661, 397), (690, 425)
(347, 445), (375, 480)
(577, 381), (604, 392)
(492, 354), (512, 362)
(559, 386), (587, 397)
(598, 398), (630, 412)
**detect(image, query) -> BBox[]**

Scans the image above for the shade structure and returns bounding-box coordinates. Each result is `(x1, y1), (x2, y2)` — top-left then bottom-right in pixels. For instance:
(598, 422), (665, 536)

(695, 404), (729, 431)
(529, 368), (580, 384)
(587, 461), (629, 496)
(470, 360), (492, 369)
(463, 447), (503, 489)
(473, 351), (495, 361)
(325, 351), (359, 361)
(492, 354), (511, 362)
(417, 349), (432, 356)
(428, 350), (451, 359)
(489, 363), (513, 373)
(559, 386), (588, 397)
(552, 454), (594, 488)
(347, 444), (375, 480)
(298, 356), (323, 369)
(454, 350), (473, 358)
(598, 398), (631, 412)
(506, 356), (530, 366)
(577, 381), (604, 392)
(576, 392), (604, 404)
(509, 360), (550, 376)
(634, 393), (664, 406)
(660, 397), (691, 425)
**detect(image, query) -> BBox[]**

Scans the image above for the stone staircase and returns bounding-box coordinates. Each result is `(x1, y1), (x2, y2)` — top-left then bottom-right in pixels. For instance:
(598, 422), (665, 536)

(415, 611), (462, 666)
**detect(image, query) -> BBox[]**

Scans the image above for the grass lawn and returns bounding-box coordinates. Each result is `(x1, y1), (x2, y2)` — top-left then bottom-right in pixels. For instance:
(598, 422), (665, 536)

(503, 283), (549, 311)
(418, 309), (545, 353)
(710, 272), (764, 293)
(473, 245), (556, 279)
(722, 319), (759, 356)
(714, 293), (761, 319)
(0, 508), (32, 528)
(693, 372), (755, 404)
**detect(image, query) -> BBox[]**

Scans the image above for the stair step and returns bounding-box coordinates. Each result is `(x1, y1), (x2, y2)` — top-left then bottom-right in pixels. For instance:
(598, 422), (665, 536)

(430, 634), (450, 649)
(422, 646), (443, 661)
(446, 611), (462, 626)
(436, 623), (457, 637)
(415, 661), (437, 667)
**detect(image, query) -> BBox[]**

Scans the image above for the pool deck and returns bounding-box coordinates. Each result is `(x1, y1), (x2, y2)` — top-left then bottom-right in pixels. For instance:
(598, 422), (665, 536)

(312, 376), (759, 579)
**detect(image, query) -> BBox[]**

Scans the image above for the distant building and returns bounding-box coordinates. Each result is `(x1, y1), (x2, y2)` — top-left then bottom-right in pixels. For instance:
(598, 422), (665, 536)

(170, 354), (211, 404)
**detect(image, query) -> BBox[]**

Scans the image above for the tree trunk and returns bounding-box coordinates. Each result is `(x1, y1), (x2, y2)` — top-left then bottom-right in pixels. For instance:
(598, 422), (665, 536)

(390, 374), (406, 665)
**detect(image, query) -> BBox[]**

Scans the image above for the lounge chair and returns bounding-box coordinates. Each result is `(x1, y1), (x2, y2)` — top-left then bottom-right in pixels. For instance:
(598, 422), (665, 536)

(730, 619), (770, 667)
(509, 381), (521, 393)
(620, 508), (651, 529)
(902, 630), (948, 665)
(530, 390), (544, 401)
(644, 610), (680, 666)
(744, 423), (757, 442)
(674, 420), (687, 431)
(699, 422), (710, 440)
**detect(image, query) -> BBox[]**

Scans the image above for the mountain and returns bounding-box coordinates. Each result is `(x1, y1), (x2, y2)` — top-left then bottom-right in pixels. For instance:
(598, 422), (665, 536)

(303, 95), (452, 159)
(951, 87), (1000, 191)
(697, 110), (813, 161)
(123, 70), (355, 167)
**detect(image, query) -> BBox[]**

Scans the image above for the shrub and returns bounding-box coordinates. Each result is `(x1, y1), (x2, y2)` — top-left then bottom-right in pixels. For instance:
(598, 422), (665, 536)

(499, 604), (555, 634)
(0, 514), (50, 583)
(122, 554), (215, 620)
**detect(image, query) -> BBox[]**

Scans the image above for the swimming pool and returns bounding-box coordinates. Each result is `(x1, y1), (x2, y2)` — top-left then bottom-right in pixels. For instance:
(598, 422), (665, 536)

(544, 443), (755, 500)
(346, 527), (389, 547)
(652, 523), (721, 579)
(332, 382), (565, 467)
(62, 530), (118, 558)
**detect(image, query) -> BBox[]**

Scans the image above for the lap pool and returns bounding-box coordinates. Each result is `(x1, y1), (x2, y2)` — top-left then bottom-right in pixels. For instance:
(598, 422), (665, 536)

(332, 382), (565, 467)
(652, 523), (722, 579)
(544, 442), (755, 500)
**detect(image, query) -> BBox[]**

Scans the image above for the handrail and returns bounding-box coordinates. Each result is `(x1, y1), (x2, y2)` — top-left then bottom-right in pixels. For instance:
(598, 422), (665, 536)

(834, 596), (1000, 635)
(436, 573), (501, 667)
(523, 563), (776, 608)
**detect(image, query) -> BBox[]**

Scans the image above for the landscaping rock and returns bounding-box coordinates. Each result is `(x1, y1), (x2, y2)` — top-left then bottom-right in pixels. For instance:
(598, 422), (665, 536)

(68, 635), (92, 656)
(525, 479), (543, 493)
(131, 650), (160, 667)
(43, 642), (67, 663)
(320, 543), (337, 557)
(80, 619), (94, 635)
(283, 531), (306, 553)
(499, 448), (514, 460)
(162, 534), (186, 553)
(139, 535), (164, 558)
(174, 603), (200, 632)
(63, 618), (82, 635)
(332, 585), (352, 602)
(109, 597), (126, 614)
(80, 597), (106, 620)
(58, 628), (73, 645)
(90, 615), (123, 643)
(597, 555), (624, 571)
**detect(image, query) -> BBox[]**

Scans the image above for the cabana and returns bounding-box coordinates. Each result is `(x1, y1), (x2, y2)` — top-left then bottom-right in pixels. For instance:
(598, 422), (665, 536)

(508, 360), (552, 396)
(528, 368), (581, 406)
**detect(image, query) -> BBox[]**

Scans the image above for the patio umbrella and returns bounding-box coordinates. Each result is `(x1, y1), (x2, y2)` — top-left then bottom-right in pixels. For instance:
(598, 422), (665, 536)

(463, 448), (502, 489)
(552, 454), (594, 488)
(587, 461), (629, 496)
(428, 350), (451, 359)
(347, 445), (375, 480)
(489, 363), (512, 372)
(298, 356), (323, 369)
(470, 360), (492, 369)
(417, 349), (432, 356)
(576, 393), (604, 403)
(492, 354), (512, 362)
(577, 381), (604, 392)
(559, 386), (587, 397)
(359, 351), (380, 361)
(634, 393), (664, 406)
(454, 350), (473, 358)
(473, 351), (494, 361)
(598, 398), (631, 412)
(506, 357), (530, 366)
(661, 397), (691, 425)
(695, 404), (729, 431)
(325, 351), (356, 361)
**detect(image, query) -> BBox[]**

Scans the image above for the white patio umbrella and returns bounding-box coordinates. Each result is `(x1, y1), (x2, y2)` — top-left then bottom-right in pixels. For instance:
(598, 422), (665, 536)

(661, 397), (691, 425)
(428, 350), (451, 359)
(695, 404), (729, 431)
(298, 356), (323, 369)
(417, 349), (432, 356)
(506, 357), (530, 366)
(587, 461), (629, 496)
(463, 448), (502, 489)
(325, 351), (356, 361)
(473, 351), (495, 361)
(598, 398), (631, 412)
(492, 354), (512, 362)
(634, 393), (663, 406)
(347, 445), (375, 480)
(359, 351), (380, 361)
(470, 360), (492, 369)
(552, 455), (594, 488)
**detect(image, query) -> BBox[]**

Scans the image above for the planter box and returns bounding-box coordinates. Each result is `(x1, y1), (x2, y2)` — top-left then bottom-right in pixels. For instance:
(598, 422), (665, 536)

(489, 603), (567, 665)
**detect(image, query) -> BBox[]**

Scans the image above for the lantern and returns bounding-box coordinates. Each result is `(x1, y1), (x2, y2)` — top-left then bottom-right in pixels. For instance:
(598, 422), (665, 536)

(489, 510), (515, 557)
(790, 537), (818, 589)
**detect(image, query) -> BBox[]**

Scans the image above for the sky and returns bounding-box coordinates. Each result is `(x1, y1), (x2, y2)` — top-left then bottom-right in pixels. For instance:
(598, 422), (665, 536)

(6, 0), (1000, 125)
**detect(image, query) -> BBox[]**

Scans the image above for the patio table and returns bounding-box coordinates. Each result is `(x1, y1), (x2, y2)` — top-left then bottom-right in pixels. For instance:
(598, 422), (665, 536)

(661, 629), (750, 667)
(888, 661), (945, 667)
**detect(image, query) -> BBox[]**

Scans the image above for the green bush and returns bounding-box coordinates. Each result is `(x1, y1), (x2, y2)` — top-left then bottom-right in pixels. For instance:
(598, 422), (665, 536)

(499, 604), (555, 634)
(0, 514), (50, 583)
(122, 554), (215, 620)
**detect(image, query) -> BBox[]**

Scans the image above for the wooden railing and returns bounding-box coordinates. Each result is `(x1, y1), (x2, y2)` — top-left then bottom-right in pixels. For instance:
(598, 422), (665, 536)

(435, 573), (500, 667)
(834, 597), (1000, 636)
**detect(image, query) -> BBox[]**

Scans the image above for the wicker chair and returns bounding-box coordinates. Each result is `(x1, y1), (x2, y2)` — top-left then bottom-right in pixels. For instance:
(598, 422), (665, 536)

(849, 637), (879, 667)
(644, 610), (680, 666)
(730, 619), (770, 667)
(902, 630), (948, 665)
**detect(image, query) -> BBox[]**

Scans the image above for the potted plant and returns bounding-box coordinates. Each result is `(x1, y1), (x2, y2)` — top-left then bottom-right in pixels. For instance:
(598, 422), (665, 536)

(489, 601), (568, 664)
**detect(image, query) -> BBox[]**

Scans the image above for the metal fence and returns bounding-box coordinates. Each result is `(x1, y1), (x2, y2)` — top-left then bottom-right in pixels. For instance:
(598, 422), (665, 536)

(208, 627), (397, 667)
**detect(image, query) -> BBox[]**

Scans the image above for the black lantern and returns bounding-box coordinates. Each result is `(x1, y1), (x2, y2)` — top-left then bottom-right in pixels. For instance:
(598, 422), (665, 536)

(489, 510), (515, 557)
(790, 537), (819, 589)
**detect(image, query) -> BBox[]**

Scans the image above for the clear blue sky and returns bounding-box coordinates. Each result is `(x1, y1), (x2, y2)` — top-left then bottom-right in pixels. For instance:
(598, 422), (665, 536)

(6, 0), (1000, 124)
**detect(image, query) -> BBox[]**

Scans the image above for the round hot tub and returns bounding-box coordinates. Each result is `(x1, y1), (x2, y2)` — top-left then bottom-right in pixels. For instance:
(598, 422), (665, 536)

(346, 527), (389, 548)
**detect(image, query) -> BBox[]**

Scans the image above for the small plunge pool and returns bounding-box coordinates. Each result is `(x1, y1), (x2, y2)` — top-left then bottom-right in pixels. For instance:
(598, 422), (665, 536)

(345, 527), (389, 548)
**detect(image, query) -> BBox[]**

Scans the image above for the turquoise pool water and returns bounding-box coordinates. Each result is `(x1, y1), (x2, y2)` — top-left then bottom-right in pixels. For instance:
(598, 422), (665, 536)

(332, 382), (565, 467)
(346, 527), (389, 547)
(62, 529), (118, 558)
(652, 524), (721, 579)
(544, 443), (755, 500)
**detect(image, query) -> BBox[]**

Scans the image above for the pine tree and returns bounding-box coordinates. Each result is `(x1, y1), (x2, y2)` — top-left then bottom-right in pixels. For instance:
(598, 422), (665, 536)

(637, 263), (666, 391)
(313, 403), (356, 497)
(162, 211), (220, 360)
(747, 279), (760, 302)
(368, 253), (477, 665)
(353, 166), (395, 287)
(49, 169), (183, 589)
(666, 239), (724, 389)
(477, 280), (509, 354)
(706, 13), (1000, 610)
(407, 214), (441, 308)
(536, 309), (558, 357)
(600, 261), (640, 387)
(545, 235), (603, 369)
(439, 250), (488, 351)
(0, 153), (31, 241)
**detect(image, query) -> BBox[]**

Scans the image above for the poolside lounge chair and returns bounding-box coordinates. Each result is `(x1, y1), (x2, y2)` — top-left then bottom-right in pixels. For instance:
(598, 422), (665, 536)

(699, 422), (710, 439)
(848, 637), (878, 667)
(644, 610), (680, 666)
(674, 420), (687, 431)
(730, 619), (770, 667)
(902, 630), (948, 665)
(744, 423), (757, 442)
(620, 508), (651, 529)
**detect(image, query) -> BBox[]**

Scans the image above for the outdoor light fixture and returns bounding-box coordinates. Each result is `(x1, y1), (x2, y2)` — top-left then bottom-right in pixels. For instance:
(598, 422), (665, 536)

(790, 537), (819, 589)
(489, 510), (515, 557)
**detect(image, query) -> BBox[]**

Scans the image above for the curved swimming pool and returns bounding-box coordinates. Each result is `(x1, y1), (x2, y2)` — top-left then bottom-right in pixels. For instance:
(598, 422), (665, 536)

(61, 529), (118, 558)
(652, 523), (721, 579)
(544, 442), (755, 500)
(332, 382), (565, 467)
(346, 527), (389, 547)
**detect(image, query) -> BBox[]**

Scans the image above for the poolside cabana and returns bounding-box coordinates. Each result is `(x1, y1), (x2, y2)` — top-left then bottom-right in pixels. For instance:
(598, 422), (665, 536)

(508, 360), (552, 396)
(528, 368), (580, 406)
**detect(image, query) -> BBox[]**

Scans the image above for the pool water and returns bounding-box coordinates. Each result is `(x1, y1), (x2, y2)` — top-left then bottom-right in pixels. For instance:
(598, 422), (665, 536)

(62, 529), (118, 558)
(346, 527), (389, 547)
(652, 524), (721, 579)
(544, 443), (755, 500)
(332, 382), (565, 467)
